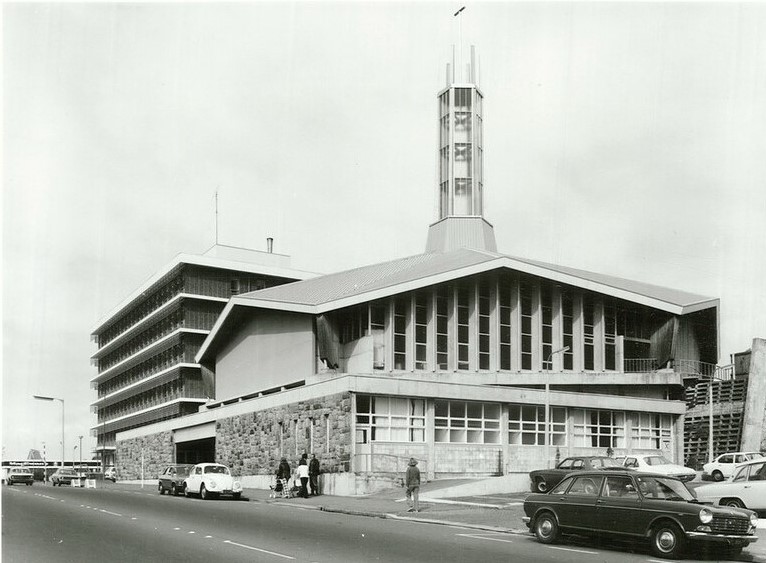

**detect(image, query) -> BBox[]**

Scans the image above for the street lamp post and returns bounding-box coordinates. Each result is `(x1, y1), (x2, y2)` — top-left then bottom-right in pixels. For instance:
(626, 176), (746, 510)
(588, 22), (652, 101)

(544, 346), (570, 469)
(33, 395), (64, 468)
(78, 435), (83, 475)
(73, 445), (78, 472)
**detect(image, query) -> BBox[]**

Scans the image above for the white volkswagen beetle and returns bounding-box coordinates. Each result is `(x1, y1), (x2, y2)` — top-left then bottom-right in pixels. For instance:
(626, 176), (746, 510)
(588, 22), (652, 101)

(183, 463), (242, 500)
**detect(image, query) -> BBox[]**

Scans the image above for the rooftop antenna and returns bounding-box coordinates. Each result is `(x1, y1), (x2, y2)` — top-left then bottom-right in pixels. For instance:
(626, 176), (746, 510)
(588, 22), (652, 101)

(454, 6), (465, 81)
(214, 187), (219, 245)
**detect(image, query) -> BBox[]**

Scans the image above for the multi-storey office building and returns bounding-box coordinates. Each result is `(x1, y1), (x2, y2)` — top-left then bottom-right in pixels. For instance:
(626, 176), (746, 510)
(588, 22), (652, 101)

(90, 244), (315, 467)
(109, 51), (720, 493)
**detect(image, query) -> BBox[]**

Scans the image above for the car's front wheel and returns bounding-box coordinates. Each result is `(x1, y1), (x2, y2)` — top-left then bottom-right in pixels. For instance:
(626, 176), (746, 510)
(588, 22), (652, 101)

(650, 521), (685, 559)
(200, 484), (209, 500)
(535, 477), (548, 493)
(170, 483), (178, 496)
(712, 470), (724, 482)
(721, 498), (745, 509)
(534, 512), (560, 544)
(184, 483), (192, 497)
(158, 483), (165, 495)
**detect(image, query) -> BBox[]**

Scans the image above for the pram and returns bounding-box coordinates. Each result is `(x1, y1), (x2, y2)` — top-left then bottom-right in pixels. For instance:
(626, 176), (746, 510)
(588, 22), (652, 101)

(269, 477), (294, 499)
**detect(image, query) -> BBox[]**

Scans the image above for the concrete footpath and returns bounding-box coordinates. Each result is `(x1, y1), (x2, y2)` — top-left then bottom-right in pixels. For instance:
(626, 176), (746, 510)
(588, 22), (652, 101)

(251, 480), (531, 535)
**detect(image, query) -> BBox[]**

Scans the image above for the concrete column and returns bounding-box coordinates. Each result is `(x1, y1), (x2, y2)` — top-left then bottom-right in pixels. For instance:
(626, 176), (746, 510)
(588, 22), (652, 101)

(741, 338), (766, 451)
(501, 403), (510, 474)
(426, 399), (436, 480)
(510, 277), (520, 372)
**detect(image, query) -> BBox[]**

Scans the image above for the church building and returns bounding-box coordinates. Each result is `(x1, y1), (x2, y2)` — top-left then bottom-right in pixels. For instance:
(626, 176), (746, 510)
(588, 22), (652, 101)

(111, 49), (719, 494)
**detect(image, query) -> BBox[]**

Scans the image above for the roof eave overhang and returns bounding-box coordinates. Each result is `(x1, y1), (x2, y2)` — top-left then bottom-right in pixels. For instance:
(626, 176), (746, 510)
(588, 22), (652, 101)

(196, 255), (717, 364)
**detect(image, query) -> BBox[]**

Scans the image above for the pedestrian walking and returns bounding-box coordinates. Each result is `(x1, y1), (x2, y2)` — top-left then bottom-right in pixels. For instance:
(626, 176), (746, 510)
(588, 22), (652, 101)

(309, 453), (320, 496)
(296, 458), (310, 498)
(405, 457), (421, 512)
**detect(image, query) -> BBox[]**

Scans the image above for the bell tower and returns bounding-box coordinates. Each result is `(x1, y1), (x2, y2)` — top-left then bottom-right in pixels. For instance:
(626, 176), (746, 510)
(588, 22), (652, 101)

(426, 45), (496, 253)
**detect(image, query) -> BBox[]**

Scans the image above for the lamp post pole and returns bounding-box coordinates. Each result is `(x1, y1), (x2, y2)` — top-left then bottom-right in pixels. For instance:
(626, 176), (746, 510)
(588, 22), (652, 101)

(545, 346), (570, 469)
(78, 435), (83, 475)
(73, 445), (78, 472)
(33, 395), (64, 468)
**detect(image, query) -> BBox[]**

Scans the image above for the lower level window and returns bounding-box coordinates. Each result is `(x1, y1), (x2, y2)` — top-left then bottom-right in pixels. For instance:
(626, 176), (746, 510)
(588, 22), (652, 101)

(632, 413), (672, 449)
(572, 409), (625, 448)
(355, 395), (425, 443)
(509, 404), (566, 446)
(435, 400), (500, 444)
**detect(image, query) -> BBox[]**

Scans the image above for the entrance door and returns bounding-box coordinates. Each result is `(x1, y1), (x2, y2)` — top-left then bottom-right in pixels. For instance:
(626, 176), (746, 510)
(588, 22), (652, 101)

(175, 438), (215, 464)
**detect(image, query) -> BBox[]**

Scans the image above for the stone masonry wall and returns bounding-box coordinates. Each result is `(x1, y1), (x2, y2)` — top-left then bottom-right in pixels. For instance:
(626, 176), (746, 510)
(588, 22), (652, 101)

(117, 431), (174, 480)
(216, 392), (352, 477)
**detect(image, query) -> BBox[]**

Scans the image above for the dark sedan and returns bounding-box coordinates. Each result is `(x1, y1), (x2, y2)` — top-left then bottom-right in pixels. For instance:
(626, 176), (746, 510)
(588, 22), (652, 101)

(158, 464), (194, 496)
(528, 456), (623, 493)
(523, 470), (759, 559)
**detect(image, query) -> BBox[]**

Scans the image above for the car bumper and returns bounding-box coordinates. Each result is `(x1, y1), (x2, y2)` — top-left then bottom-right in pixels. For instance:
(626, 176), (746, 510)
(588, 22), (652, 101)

(686, 532), (758, 546)
(522, 517), (531, 528)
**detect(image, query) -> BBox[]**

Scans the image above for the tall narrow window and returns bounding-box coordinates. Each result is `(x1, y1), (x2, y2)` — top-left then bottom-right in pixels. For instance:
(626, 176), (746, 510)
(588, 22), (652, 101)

(436, 287), (449, 370)
(478, 281), (491, 370)
(393, 298), (408, 370)
(499, 276), (512, 370)
(604, 302), (617, 371)
(520, 281), (533, 370)
(414, 293), (428, 371)
(583, 296), (595, 370)
(561, 292), (574, 370)
(541, 286), (553, 370)
(370, 302), (386, 370)
(456, 283), (470, 370)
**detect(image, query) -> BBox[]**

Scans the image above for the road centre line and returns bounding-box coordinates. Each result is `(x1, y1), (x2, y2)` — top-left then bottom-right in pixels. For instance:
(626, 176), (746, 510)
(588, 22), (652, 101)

(456, 533), (513, 544)
(546, 545), (599, 555)
(223, 540), (295, 560)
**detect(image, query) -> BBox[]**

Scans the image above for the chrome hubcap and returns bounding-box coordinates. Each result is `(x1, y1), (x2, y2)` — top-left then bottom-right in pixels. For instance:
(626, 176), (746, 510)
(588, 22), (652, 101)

(539, 519), (553, 537)
(657, 530), (676, 551)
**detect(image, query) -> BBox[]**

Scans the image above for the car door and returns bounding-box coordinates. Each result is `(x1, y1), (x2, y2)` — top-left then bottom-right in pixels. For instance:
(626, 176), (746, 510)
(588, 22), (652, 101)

(739, 461), (766, 509)
(555, 474), (603, 532)
(594, 475), (643, 536)
(186, 466), (202, 493)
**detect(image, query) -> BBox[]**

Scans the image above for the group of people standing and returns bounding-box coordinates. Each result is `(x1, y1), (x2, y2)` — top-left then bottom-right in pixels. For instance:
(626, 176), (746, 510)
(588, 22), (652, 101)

(276, 453), (321, 498)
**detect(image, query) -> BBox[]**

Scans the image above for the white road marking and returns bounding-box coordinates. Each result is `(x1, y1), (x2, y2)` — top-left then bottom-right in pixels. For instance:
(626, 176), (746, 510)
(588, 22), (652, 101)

(546, 545), (599, 555)
(205, 536), (213, 539)
(188, 531), (195, 534)
(131, 517), (138, 520)
(456, 533), (513, 544)
(99, 509), (123, 517)
(648, 559), (675, 563)
(223, 540), (295, 560)
(174, 527), (181, 531)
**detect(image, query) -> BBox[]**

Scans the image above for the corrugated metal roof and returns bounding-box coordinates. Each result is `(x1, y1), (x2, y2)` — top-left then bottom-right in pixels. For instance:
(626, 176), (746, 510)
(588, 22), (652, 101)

(235, 248), (714, 310)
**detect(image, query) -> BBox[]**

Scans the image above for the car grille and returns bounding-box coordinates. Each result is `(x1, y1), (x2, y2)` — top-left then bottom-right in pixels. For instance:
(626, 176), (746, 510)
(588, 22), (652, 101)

(710, 516), (750, 535)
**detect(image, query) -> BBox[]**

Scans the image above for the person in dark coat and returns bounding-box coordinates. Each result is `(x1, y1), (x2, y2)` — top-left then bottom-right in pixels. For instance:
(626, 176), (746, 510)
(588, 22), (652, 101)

(277, 457), (291, 481)
(405, 457), (421, 512)
(309, 453), (320, 496)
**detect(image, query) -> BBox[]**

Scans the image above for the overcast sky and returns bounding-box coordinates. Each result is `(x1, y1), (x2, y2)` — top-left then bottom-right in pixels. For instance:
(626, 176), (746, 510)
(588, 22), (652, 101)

(3, 1), (765, 460)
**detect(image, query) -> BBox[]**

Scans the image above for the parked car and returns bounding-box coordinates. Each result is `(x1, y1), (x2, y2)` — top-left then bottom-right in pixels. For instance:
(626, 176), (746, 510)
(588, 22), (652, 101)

(158, 464), (194, 496)
(104, 466), (118, 482)
(528, 456), (624, 493)
(51, 468), (80, 486)
(615, 454), (696, 482)
(6, 467), (34, 486)
(523, 470), (759, 559)
(695, 457), (766, 515)
(702, 451), (764, 482)
(183, 463), (242, 500)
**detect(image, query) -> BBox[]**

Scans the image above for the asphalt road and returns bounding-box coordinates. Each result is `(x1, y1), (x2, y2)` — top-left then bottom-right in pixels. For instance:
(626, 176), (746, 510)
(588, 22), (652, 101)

(3, 484), (764, 563)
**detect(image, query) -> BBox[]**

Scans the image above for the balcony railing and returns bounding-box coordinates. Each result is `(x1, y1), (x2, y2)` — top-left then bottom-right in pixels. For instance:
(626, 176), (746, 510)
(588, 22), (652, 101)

(672, 359), (717, 379)
(623, 358), (659, 373)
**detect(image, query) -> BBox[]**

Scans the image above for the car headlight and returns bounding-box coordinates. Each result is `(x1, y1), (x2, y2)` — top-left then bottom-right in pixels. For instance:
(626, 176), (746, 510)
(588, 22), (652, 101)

(209, 479), (217, 488)
(233, 481), (241, 491)
(751, 513), (759, 528)
(699, 508), (713, 524)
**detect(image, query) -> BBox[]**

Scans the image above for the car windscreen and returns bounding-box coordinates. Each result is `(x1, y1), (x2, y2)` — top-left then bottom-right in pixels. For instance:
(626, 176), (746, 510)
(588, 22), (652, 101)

(643, 455), (672, 466)
(636, 475), (694, 501)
